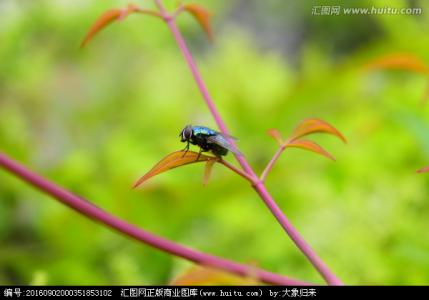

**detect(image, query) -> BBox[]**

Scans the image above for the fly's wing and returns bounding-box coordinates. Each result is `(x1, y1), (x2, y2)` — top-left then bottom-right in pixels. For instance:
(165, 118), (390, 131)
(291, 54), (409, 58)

(207, 134), (242, 156)
(216, 131), (238, 140)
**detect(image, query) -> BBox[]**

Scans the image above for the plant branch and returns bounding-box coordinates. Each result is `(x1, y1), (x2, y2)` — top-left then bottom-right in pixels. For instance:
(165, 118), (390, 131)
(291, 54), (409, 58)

(134, 8), (163, 19)
(0, 151), (312, 286)
(219, 159), (254, 183)
(260, 146), (285, 182)
(155, 0), (342, 285)
(172, 4), (185, 19)
(154, 0), (254, 176)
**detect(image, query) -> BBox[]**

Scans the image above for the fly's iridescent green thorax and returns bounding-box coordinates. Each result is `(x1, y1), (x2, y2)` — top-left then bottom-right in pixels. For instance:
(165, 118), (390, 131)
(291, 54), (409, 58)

(179, 125), (240, 157)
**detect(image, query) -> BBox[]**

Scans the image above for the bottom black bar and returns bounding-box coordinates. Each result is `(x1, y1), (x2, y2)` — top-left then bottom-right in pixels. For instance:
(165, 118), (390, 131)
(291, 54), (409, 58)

(1, 286), (428, 299)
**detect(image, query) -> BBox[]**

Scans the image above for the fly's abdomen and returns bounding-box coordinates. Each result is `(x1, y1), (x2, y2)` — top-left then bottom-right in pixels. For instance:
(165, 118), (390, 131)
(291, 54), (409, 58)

(211, 144), (228, 156)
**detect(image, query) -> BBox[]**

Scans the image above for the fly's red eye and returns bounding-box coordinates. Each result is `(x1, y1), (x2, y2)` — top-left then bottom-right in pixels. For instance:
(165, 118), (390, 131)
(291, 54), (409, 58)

(180, 126), (193, 141)
(185, 127), (192, 139)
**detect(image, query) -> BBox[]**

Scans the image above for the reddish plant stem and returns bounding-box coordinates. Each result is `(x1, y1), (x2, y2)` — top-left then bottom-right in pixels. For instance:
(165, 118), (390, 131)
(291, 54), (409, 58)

(134, 8), (163, 19)
(260, 146), (285, 182)
(220, 159), (254, 182)
(0, 152), (312, 286)
(155, 0), (342, 285)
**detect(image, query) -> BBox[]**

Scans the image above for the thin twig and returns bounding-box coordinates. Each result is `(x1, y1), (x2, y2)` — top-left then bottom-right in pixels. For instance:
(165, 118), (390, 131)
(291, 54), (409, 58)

(134, 8), (163, 19)
(0, 152), (313, 286)
(260, 146), (285, 182)
(155, 0), (342, 285)
(172, 4), (185, 19)
(219, 159), (255, 183)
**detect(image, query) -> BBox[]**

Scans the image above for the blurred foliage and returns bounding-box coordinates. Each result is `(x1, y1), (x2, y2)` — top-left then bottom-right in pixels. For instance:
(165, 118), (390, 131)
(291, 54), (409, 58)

(1, 0), (429, 285)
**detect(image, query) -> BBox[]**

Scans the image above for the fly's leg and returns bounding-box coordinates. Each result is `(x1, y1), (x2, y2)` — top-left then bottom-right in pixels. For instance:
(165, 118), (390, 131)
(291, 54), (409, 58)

(181, 142), (190, 158)
(196, 148), (203, 161)
(196, 148), (210, 161)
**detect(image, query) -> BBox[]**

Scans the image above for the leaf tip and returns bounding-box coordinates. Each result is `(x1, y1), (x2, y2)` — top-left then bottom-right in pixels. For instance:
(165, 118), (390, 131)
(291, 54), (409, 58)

(416, 166), (429, 173)
(364, 53), (429, 74)
(132, 151), (214, 187)
(286, 139), (336, 161)
(267, 128), (283, 145)
(81, 9), (122, 48)
(184, 3), (213, 40)
(290, 118), (347, 144)
(81, 4), (147, 48)
(133, 177), (146, 189)
(202, 160), (215, 186)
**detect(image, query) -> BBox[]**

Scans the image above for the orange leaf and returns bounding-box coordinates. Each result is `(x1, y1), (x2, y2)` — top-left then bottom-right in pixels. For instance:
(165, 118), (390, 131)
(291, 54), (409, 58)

(202, 160), (215, 186)
(416, 166), (429, 173)
(170, 265), (261, 286)
(81, 4), (145, 48)
(81, 9), (125, 48)
(289, 118), (347, 143)
(133, 151), (215, 188)
(364, 53), (429, 74)
(267, 128), (283, 145)
(286, 140), (336, 161)
(184, 4), (213, 40)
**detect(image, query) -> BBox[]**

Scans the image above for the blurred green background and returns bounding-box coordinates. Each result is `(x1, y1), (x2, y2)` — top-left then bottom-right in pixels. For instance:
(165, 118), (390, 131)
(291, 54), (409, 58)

(1, 0), (429, 285)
